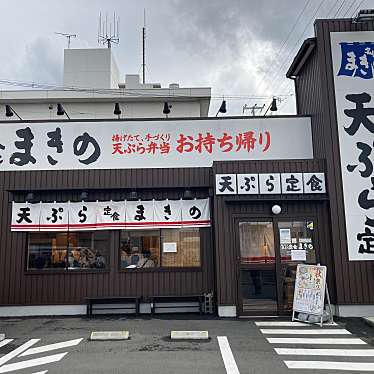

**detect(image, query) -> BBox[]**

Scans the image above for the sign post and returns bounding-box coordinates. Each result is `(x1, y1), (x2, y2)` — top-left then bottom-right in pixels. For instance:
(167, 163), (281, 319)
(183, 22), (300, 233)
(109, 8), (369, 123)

(292, 264), (333, 327)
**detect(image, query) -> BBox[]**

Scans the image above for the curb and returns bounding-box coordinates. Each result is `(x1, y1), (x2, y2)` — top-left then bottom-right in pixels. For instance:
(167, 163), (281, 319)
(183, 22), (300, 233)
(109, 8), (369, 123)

(90, 331), (129, 341)
(171, 331), (209, 340)
(362, 317), (374, 328)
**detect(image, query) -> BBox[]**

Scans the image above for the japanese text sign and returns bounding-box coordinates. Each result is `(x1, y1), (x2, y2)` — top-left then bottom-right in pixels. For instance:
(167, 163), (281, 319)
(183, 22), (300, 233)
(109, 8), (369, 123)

(215, 172), (326, 195)
(0, 117), (312, 171)
(39, 202), (69, 231)
(338, 40), (374, 79)
(331, 31), (374, 260)
(293, 264), (327, 316)
(11, 198), (210, 232)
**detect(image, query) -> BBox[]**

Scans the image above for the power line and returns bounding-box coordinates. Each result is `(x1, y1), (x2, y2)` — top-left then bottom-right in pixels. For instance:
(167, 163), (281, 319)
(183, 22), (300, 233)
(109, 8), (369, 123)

(275, 80), (294, 97)
(259, 0), (321, 93)
(276, 0), (366, 104)
(333, 0), (348, 18)
(342, 0), (358, 17)
(326, 0), (342, 17)
(350, 0), (366, 17)
(274, 0), (364, 95)
(0, 78), (293, 101)
(276, 0), (363, 106)
(270, 0), (328, 94)
(262, 0), (328, 95)
(254, 0), (313, 92)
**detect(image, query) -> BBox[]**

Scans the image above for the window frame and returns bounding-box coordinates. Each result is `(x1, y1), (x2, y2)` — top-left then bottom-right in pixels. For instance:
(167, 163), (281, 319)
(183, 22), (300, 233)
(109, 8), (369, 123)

(118, 228), (204, 272)
(25, 230), (112, 274)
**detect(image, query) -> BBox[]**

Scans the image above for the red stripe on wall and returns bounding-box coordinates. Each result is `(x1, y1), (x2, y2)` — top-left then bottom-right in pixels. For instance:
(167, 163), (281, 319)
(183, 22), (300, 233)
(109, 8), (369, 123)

(11, 219), (211, 231)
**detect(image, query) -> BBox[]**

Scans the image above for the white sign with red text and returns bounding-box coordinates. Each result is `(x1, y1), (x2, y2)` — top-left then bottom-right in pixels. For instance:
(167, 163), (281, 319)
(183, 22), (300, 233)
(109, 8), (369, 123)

(0, 117), (312, 171)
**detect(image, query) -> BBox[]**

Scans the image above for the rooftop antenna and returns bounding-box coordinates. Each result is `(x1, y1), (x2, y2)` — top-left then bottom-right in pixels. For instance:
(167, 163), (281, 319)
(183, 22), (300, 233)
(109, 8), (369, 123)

(242, 103), (265, 116)
(142, 9), (146, 84)
(55, 32), (77, 49)
(98, 12), (120, 48)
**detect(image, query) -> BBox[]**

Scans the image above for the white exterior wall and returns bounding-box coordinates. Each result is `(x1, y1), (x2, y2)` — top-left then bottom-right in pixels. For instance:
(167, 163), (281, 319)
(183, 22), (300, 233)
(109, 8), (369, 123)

(63, 48), (120, 89)
(111, 55), (121, 89)
(0, 47), (211, 118)
(0, 101), (202, 120)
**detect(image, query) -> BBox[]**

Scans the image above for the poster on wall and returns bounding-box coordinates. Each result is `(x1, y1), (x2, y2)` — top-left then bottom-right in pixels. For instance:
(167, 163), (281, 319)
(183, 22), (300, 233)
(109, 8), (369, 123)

(331, 31), (374, 260)
(279, 228), (291, 244)
(292, 264), (327, 316)
(0, 117), (313, 171)
(163, 242), (177, 253)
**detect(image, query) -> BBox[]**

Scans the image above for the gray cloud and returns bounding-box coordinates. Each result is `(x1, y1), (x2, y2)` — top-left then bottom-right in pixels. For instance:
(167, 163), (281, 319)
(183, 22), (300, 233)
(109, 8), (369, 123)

(0, 0), (366, 114)
(16, 37), (63, 84)
(165, 0), (362, 113)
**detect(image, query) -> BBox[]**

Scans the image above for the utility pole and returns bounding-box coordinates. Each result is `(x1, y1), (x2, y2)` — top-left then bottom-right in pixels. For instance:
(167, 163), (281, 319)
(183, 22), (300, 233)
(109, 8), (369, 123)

(142, 9), (146, 84)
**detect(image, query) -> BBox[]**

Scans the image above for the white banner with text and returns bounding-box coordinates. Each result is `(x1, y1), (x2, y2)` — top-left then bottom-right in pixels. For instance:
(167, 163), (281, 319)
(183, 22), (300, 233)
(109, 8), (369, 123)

(331, 31), (374, 260)
(11, 198), (210, 231)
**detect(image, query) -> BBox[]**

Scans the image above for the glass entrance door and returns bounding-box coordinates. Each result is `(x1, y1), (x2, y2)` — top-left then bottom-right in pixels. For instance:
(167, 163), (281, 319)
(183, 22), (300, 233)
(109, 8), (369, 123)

(237, 219), (317, 315)
(238, 221), (278, 314)
(278, 220), (316, 313)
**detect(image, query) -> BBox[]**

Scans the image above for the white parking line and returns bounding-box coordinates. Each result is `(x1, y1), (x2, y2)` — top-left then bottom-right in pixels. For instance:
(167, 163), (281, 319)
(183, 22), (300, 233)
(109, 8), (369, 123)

(20, 338), (83, 357)
(0, 352), (67, 373)
(217, 336), (240, 374)
(260, 329), (350, 335)
(0, 340), (13, 349)
(274, 348), (374, 356)
(0, 339), (39, 367)
(267, 338), (366, 344)
(255, 321), (337, 327)
(30, 371), (48, 374)
(284, 360), (374, 371)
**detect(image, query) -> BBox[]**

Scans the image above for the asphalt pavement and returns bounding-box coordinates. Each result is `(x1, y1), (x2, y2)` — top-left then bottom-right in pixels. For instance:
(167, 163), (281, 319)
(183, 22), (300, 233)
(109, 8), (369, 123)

(0, 316), (374, 373)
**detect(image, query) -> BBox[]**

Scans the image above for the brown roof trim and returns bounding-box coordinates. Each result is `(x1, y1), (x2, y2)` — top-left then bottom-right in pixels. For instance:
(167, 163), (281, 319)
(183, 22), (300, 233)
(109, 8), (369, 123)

(286, 37), (316, 79)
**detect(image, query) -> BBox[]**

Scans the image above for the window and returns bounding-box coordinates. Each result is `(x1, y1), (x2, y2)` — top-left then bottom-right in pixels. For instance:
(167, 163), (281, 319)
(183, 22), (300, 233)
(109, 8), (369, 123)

(120, 230), (160, 269)
(278, 220), (316, 311)
(120, 228), (201, 269)
(161, 228), (201, 267)
(278, 221), (316, 263)
(67, 231), (108, 269)
(27, 231), (109, 270)
(239, 222), (275, 264)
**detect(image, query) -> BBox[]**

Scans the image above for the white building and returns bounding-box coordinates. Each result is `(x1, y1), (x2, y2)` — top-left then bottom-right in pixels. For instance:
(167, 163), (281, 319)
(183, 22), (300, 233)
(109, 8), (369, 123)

(0, 48), (211, 120)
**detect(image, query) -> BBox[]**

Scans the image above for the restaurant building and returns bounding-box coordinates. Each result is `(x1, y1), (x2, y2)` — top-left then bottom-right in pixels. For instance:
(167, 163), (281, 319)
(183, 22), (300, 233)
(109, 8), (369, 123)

(0, 15), (373, 318)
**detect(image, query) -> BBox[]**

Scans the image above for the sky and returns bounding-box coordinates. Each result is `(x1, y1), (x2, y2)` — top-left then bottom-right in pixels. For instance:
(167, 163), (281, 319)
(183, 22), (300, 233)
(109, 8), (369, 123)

(0, 0), (371, 116)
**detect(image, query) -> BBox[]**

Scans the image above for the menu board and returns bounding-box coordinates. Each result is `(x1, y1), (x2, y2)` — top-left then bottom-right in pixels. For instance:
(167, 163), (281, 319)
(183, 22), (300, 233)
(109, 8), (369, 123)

(293, 264), (327, 316)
